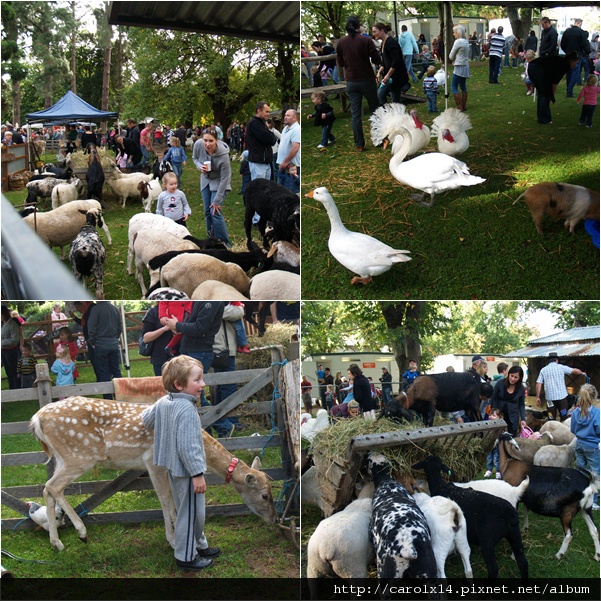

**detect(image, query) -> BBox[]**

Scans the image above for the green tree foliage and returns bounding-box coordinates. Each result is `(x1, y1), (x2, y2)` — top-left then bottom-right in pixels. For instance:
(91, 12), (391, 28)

(524, 302), (600, 330)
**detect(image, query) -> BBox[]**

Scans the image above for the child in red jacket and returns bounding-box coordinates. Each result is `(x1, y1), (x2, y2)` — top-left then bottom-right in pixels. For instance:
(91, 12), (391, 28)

(159, 301), (193, 357)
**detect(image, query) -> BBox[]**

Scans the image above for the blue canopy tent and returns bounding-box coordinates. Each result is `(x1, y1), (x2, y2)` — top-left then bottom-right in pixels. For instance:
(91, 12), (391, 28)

(25, 90), (118, 124)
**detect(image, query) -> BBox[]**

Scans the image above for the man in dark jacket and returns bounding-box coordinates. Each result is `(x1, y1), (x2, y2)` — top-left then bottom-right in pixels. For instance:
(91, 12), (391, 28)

(560, 18), (591, 96)
(539, 17), (559, 57)
(125, 119), (141, 146)
(529, 52), (579, 123)
(245, 102), (277, 180)
(379, 366), (393, 403)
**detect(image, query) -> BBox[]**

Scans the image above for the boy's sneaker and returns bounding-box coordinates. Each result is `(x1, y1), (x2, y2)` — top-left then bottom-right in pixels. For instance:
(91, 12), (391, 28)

(496, 472), (502, 479)
(176, 556), (213, 571)
(317, 144), (325, 149)
(592, 503), (600, 510)
(237, 345), (251, 354)
(483, 470), (492, 478)
(197, 546), (221, 558)
(578, 121), (584, 125)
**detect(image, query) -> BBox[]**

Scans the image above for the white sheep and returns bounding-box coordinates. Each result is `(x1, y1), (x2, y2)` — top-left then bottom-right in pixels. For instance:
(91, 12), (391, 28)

(413, 492), (473, 579)
(306, 481), (375, 585)
(127, 213), (190, 275)
(132, 229), (200, 296)
(534, 437), (577, 468)
(158, 253), (250, 298)
(248, 270), (300, 300)
(191, 280), (249, 300)
(106, 164), (152, 208)
(137, 178), (162, 213)
(540, 420), (576, 445)
(50, 179), (84, 210)
(23, 200), (112, 260)
(300, 466), (324, 512)
(453, 476), (530, 509)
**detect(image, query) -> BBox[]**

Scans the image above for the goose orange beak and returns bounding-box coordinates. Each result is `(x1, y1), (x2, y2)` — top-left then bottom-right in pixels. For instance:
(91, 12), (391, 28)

(383, 139), (390, 150)
(305, 190), (315, 198)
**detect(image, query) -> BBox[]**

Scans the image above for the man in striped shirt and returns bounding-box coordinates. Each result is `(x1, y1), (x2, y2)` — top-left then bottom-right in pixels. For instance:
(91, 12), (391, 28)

(488, 26), (505, 84)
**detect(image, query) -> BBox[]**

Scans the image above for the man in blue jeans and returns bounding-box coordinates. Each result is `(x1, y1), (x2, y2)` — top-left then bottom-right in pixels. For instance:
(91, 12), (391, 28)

(560, 18), (591, 97)
(163, 301), (236, 438)
(276, 109), (300, 194)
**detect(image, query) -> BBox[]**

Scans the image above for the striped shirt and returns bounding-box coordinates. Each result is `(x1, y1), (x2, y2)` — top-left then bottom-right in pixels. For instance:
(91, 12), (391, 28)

(17, 356), (37, 376)
(423, 76), (439, 93)
(488, 33), (505, 58)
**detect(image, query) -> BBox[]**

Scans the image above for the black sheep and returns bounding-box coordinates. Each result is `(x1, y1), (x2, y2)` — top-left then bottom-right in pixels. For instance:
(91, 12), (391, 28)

(243, 178), (300, 250)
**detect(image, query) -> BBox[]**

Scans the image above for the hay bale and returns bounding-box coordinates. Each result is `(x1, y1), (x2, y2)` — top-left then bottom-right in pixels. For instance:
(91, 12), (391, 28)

(310, 415), (487, 483)
(67, 149), (115, 170)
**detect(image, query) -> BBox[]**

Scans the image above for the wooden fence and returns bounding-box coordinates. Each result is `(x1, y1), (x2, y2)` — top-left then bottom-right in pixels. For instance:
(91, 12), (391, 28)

(1, 347), (300, 533)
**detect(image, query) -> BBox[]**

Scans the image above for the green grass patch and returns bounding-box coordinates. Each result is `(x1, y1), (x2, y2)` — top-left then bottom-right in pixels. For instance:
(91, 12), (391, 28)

(301, 61), (600, 299)
(4, 151), (251, 299)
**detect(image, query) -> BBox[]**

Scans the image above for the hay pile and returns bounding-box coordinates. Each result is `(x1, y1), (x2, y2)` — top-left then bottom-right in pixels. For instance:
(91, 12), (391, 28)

(67, 149), (115, 170)
(311, 415), (487, 482)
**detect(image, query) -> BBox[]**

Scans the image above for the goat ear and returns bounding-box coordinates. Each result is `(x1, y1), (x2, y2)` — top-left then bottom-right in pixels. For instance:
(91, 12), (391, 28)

(266, 245), (277, 258)
(251, 456), (262, 470)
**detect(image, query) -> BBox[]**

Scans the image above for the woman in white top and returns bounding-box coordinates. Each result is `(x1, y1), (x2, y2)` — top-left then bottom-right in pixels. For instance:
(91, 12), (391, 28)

(449, 25), (471, 111)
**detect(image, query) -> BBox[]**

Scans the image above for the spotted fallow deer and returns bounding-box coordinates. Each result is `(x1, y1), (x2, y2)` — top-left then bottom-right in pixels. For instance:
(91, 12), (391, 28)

(30, 396), (278, 551)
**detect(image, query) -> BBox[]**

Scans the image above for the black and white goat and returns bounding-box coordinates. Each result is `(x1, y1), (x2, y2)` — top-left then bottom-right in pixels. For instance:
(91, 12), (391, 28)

(69, 209), (106, 299)
(368, 453), (437, 586)
(152, 158), (173, 180)
(413, 455), (529, 580)
(497, 432), (599, 561)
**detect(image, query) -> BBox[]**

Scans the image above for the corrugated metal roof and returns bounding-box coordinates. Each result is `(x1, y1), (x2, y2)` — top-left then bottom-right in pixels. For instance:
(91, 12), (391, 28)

(108, 1), (299, 44)
(528, 325), (600, 345)
(508, 341), (600, 358)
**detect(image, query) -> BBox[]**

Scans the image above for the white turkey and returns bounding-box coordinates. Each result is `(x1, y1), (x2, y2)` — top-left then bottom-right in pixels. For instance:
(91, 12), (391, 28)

(305, 187), (411, 285)
(370, 103), (430, 155)
(389, 127), (485, 207)
(431, 108), (472, 156)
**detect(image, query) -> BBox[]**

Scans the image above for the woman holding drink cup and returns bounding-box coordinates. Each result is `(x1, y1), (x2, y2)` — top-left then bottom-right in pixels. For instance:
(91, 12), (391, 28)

(192, 125), (233, 248)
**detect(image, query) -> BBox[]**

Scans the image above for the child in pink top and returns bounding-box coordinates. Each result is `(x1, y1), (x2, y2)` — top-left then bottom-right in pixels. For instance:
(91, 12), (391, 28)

(159, 301), (193, 357)
(577, 74), (600, 128)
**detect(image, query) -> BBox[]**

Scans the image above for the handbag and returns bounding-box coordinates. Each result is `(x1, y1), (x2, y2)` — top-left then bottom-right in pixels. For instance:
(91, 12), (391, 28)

(519, 425), (541, 440)
(138, 333), (154, 357)
(212, 324), (230, 369)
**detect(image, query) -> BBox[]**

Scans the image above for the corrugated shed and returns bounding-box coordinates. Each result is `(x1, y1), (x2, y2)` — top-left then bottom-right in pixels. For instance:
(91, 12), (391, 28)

(509, 325), (600, 358)
(108, 1), (299, 44)
(528, 325), (600, 345)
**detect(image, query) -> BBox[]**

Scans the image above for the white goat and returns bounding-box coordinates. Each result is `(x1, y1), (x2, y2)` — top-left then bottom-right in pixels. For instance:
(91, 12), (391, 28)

(413, 492), (473, 579)
(137, 178), (162, 212)
(105, 165), (151, 208)
(453, 477), (530, 509)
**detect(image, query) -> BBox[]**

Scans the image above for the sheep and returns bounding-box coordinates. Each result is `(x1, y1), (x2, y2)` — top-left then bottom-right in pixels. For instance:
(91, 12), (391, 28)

(86, 150), (106, 208)
(368, 453), (438, 585)
(137, 178), (162, 213)
(516, 182), (600, 235)
(412, 455), (529, 580)
(132, 229), (201, 297)
(301, 466), (324, 512)
(497, 432), (599, 561)
(69, 209), (106, 299)
(453, 476), (530, 509)
(243, 178), (300, 250)
(533, 437), (577, 468)
(248, 270), (300, 301)
(525, 408), (548, 431)
(540, 420), (576, 445)
(50, 179), (84, 210)
(150, 253), (250, 298)
(306, 481), (375, 599)
(105, 164), (152, 208)
(25, 176), (80, 204)
(412, 492), (473, 579)
(266, 241), (300, 274)
(127, 213), (190, 275)
(23, 200), (112, 260)
(191, 280), (249, 300)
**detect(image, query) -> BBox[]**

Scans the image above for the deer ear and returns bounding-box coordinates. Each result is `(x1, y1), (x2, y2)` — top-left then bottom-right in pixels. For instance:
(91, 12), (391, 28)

(251, 456), (262, 470)
(244, 473), (257, 487)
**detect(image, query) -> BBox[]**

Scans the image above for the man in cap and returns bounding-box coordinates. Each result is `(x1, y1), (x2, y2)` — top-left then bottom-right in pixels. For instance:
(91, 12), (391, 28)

(536, 352), (587, 420)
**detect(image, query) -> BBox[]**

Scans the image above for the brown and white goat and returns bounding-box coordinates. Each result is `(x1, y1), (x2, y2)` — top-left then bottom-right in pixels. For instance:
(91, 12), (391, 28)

(30, 396), (278, 551)
(516, 182), (600, 235)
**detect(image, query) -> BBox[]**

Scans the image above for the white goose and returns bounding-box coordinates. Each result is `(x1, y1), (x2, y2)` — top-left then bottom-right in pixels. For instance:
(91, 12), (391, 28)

(431, 108), (472, 156)
(370, 103), (430, 155)
(306, 187), (411, 285)
(390, 126), (485, 207)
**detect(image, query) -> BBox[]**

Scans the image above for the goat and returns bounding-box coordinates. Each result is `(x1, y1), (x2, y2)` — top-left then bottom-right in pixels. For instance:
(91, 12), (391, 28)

(86, 150), (106, 209)
(412, 455), (529, 580)
(137, 178), (162, 213)
(497, 432), (599, 561)
(265, 241), (300, 274)
(453, 477), (530, 509)
(105, 163), (152, 208)
(403, 372), (482, 426)
(516, 182), (600, 235)
(29, 396), (278, 551)
(243, 178), (300, 250)
(25, 176), (80, 204)
(525, 408), (548, 432)
(533, 437), (577, 468)
(539, 420), (576, 446)
(497, 431), (554, 463)
(377, 392), (415, 423)
(152, 158), (173, 180)
(412, 492), (473, 578)
(368, 453), (437, 585)
(69, 209), (106, 299)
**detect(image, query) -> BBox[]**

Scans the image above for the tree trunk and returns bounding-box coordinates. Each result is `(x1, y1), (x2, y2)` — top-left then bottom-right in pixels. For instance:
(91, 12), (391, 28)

(116, 27), (124, 114)
(71, 1), (77, 93)
(12, 80), (21, 128)
(102, 45), (111, 111)
(507, 7), (532, 41)
(276, 43), (298, 112)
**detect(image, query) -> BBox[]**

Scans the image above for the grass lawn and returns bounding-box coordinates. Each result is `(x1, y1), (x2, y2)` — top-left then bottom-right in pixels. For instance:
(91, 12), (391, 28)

(4, 148), (251, 300)
(301, 61), (600, 300)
